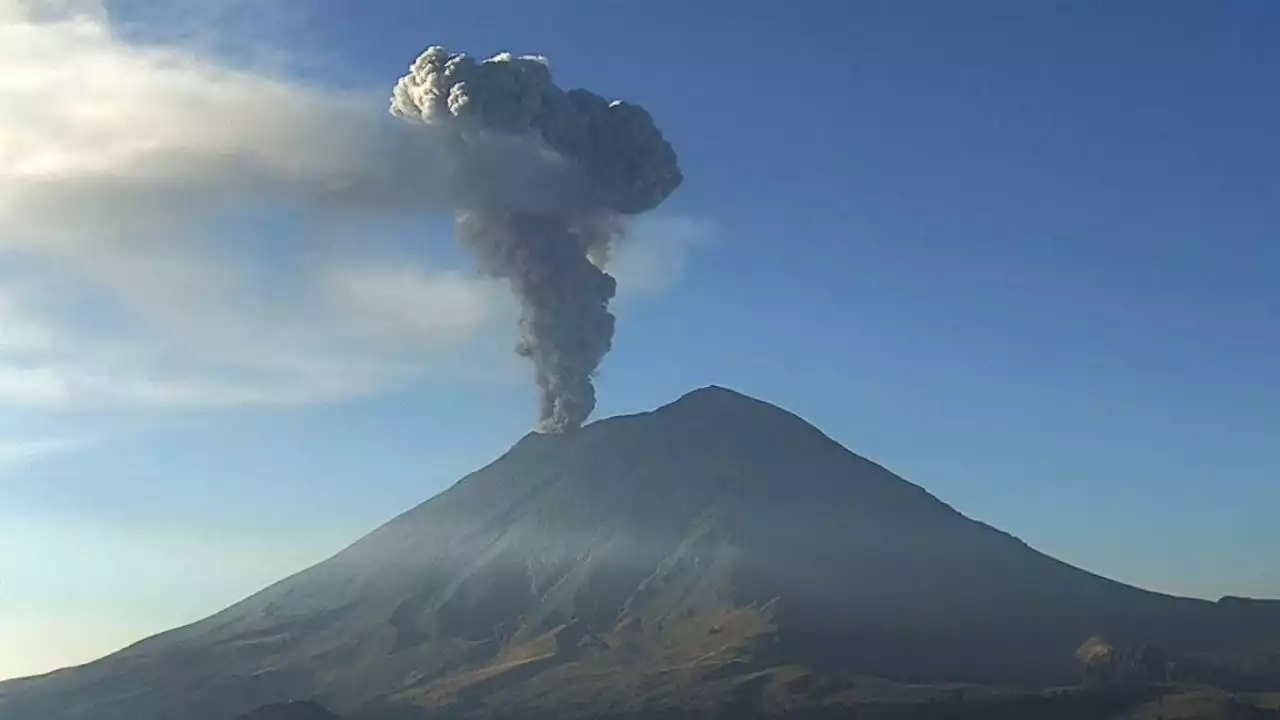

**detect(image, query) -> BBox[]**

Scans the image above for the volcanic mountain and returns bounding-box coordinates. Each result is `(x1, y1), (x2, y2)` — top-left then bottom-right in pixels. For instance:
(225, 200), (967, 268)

(1, 386), (1277, 719)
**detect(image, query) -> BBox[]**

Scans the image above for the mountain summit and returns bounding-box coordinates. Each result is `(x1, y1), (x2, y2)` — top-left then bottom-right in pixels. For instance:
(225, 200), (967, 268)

(2, 386), (1277, 719)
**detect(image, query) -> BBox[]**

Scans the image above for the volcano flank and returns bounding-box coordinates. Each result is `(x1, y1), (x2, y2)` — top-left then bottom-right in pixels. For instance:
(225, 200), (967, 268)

(2, 387), (1277, 720)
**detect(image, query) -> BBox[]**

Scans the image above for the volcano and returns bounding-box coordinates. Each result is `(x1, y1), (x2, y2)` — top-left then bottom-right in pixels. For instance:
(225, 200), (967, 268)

(1, 386), (1277, 719)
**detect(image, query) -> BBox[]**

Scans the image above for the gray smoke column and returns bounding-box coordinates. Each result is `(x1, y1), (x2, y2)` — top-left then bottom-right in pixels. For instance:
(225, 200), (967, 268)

(390, 46), (682, 433)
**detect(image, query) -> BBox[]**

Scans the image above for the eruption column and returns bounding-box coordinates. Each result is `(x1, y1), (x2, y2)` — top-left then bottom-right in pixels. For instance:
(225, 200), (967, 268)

(390, 46), (682, 432)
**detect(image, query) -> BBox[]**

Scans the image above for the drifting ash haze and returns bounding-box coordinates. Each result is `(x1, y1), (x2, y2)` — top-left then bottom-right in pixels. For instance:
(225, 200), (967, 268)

(390, 46), (684, 432)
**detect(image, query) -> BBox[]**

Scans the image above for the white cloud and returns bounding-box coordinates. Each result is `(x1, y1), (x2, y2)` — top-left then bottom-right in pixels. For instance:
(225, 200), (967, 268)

(320, 266), (495, 349)
(0, 436), (79, 469)
(610, 216), (717, 298)
(0, 290), (59, 353)
(0, 0), (505, 409)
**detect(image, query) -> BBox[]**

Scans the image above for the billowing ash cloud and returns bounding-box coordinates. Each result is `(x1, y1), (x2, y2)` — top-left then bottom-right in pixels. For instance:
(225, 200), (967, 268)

(390, 46), (682, 433)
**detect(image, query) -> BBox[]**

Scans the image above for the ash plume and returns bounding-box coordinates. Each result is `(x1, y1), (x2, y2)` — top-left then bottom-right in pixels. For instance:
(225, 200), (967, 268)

(389, 46), (682, 433)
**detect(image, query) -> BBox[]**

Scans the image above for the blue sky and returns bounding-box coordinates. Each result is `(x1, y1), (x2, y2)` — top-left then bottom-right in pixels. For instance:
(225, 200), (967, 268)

(1, 0), (1277, 680)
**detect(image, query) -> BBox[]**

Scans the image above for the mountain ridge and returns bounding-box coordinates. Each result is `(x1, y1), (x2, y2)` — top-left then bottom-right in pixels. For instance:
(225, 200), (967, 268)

(2, 385), (1277, 719)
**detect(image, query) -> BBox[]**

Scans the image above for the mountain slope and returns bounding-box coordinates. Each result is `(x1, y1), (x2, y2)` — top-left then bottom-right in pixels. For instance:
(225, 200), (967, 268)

(1, 386), (1276, 720)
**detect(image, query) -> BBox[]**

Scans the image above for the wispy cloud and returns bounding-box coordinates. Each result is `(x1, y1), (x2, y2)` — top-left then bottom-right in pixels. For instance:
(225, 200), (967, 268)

(0, 437), (81, 470)
(611, 217), (718, 299)
(0, 0), (509, 409)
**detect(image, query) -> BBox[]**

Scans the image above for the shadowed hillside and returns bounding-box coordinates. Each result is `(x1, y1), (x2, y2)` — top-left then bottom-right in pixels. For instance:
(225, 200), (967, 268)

(238, 701), (343, 720)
